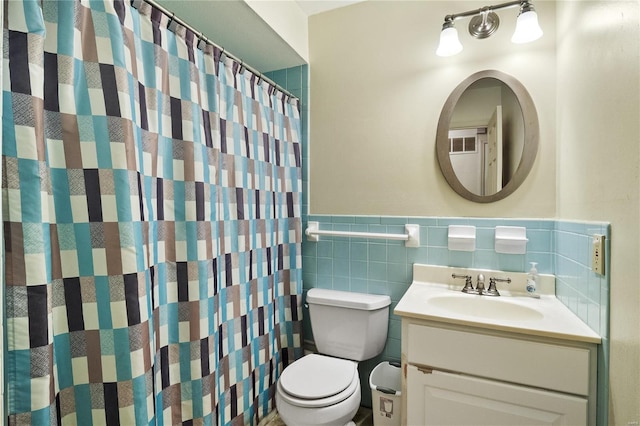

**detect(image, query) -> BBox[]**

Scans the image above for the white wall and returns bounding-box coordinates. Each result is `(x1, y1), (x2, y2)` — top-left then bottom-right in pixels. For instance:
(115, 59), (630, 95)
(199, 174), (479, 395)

(308, 1), (556, 217)
(556, 1), (640, 423)
(244, 0), (309, 63)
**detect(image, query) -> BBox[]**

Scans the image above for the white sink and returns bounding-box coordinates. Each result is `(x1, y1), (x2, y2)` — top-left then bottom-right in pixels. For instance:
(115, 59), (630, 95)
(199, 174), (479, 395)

(426, 294), (544, 322)
(395, 264), (601, 343)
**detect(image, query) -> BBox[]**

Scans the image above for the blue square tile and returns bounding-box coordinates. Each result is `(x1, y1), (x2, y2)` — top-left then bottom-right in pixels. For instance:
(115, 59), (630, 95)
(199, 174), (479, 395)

(317, 241), (333, 258)
(526, 229), (552, 253)
(587, 301), (601, 336)
(408, 217), (437, 226)
(368, 224), (388, 234)
(496, 254), (525, 272)
(286, 66), (302, 90)
(428, 247), (449, 266)
(307, 215), (329, 223)
(449, 251), (473, 268)
(302, 273), (316, 289)
(387, 225), (405, 236)
(428, 227), (448, 247)
(387, 245), (407, 263)
(388, 262), (410, 283)
(407, 247), (429, 264)
(315, 278), (333, 289)
(474, 249), (498, 270)
(302, 256), (317, 274)
(350, 278), (368, 293)
(332, 216), (356, 224)
(333, 223), (350, 232)
(536, 219), (555, 230)
(476, 227), (494, 250)
(333, 241), (350, 259)
(301, 65), (309, 89)
(577, 234), (591, 268)
(369, 261), (387, 279)
(437, 217), (469, 226)
(317, 257), (333, 275)
(333, 276), (350, 290)
(350, 224), (368, 233)
(334, 258), (350, 277)
(368, 281), (391, 297)
(269, 69), (287, 86)
(369, 244), (387, 262)
(350, 261), (368, 280)
(381, 217), (407, 225)
(355, 216), (381, 224)
(302, 242), (317, 257)
(351, 242), (368, 261)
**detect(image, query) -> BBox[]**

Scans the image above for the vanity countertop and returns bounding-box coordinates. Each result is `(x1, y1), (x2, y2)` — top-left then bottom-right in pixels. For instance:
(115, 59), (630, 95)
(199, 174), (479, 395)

(395, 277), (601, 345)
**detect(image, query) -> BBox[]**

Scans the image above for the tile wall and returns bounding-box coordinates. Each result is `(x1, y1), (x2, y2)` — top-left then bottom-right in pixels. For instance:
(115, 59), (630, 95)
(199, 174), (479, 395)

(301, 216), (610, 349)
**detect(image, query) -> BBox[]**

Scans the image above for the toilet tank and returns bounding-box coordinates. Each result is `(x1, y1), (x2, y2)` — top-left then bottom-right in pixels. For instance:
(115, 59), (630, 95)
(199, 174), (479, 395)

(306, 288), (391, 361)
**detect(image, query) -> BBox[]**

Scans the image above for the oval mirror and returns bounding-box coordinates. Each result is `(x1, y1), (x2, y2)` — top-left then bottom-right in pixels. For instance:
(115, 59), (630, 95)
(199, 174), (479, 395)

(436, 70), (539, 203)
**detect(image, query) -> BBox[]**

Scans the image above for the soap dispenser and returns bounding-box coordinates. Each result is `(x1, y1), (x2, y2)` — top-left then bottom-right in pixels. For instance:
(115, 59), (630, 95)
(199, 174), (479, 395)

(526, 262), (540, 298)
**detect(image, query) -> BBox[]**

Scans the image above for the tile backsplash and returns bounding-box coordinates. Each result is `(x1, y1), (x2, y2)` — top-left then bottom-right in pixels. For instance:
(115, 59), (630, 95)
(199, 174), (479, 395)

(302, 215), (609, 354)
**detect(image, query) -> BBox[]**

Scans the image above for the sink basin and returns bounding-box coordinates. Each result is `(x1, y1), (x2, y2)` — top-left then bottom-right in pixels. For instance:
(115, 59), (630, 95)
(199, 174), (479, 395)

(395, 266), (602, 343)
(426, 294), (545, 322)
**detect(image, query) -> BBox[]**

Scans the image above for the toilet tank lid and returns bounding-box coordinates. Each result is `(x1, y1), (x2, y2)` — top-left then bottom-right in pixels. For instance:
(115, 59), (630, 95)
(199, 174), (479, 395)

(306, 288), (391, 310)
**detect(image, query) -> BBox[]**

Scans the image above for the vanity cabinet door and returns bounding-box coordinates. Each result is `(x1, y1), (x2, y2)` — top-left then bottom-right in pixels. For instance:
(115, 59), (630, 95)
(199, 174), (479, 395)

(406, 364), (588, 425)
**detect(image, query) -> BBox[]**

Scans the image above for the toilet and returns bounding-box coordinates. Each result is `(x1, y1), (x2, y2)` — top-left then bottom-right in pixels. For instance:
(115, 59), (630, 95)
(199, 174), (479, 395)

(276, 288), (391, 426)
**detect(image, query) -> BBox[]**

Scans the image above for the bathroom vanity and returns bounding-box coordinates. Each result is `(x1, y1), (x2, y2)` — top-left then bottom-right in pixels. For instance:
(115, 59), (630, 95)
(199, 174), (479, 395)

(395, 264), (601, 425)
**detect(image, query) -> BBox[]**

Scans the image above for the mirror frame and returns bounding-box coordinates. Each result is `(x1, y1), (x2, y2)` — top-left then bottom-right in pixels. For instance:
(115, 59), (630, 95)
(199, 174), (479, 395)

(436, 70), (539, 203)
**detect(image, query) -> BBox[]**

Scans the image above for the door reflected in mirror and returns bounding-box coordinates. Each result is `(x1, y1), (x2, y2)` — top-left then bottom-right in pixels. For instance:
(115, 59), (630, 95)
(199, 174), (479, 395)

(448, 78), (524, 196)
(436, 70), (538, 203)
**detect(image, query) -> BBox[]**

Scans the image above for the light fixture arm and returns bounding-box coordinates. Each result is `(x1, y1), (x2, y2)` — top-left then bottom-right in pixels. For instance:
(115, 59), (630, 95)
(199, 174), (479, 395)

(444, 0), (524, 23)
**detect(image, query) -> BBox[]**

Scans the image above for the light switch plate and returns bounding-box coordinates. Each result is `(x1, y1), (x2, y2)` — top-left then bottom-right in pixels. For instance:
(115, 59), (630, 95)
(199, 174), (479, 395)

(592, 234), (605, 275)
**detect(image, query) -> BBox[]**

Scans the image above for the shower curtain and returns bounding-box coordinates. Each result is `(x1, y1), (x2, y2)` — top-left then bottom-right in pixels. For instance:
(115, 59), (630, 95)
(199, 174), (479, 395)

(2, 1), (302, 424)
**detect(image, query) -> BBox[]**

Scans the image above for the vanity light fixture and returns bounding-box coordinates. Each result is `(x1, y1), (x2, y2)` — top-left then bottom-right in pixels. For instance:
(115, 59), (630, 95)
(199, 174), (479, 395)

(436, 0), (543, 57)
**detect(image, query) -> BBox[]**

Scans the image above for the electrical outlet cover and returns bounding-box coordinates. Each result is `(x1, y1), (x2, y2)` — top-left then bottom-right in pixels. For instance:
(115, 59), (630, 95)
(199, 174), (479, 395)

(592, 235), (605, 275)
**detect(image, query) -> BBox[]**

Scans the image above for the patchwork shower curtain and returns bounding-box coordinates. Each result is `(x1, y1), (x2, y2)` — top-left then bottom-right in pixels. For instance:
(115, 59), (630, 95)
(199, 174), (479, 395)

(2, 0), (302, 424)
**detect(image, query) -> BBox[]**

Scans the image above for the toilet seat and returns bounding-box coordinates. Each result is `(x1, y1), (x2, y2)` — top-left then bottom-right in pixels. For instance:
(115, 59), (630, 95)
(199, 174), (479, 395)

(278, 354), (359, 408)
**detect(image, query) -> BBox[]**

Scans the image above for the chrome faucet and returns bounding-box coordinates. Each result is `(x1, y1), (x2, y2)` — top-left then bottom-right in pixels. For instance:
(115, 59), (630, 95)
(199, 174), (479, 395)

(476, 274), (486, 295)
(486, 277), (512, 296)
(452, 273), (476, 294)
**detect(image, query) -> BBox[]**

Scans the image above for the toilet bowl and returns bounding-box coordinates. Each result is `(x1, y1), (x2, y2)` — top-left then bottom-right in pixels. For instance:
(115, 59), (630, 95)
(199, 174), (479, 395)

(275, 289), (391, 426)
(276, 354), (360, 426)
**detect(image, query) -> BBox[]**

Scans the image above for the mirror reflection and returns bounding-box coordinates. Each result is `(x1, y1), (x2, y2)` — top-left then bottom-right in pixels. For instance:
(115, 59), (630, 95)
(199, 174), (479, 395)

(436, 70), (539, 203)
(448, 78), (524, 196)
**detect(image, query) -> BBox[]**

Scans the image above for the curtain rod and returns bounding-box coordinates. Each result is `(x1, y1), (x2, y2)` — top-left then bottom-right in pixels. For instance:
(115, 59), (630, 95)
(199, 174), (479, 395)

(131, 0), (298, 100)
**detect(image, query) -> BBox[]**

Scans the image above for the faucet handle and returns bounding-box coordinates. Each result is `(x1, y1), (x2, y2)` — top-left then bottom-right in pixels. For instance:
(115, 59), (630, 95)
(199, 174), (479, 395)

(452, 273), (477, 294)
(486, 277), (511, 296)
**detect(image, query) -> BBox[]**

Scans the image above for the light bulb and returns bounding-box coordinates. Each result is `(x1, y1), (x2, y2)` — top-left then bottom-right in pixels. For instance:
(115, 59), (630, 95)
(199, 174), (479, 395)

(511, 10), (543, 43)
(436, 26), (463, 57)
